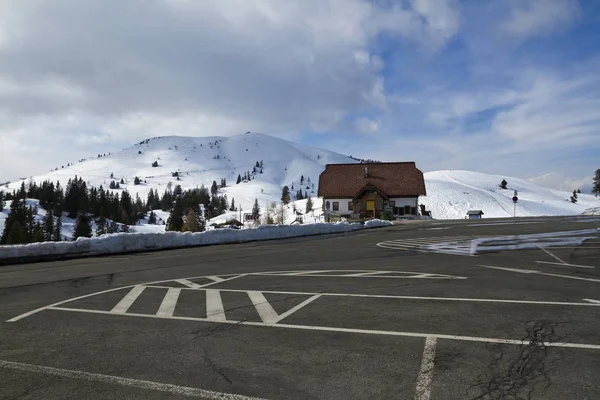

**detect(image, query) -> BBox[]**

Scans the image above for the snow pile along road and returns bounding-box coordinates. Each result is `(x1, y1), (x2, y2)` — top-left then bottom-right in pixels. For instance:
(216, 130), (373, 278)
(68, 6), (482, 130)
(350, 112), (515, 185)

(0, 220), (392, 262)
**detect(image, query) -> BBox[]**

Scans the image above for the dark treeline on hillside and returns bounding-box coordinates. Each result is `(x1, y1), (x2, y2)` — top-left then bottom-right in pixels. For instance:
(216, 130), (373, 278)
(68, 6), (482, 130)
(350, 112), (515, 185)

(0, 176), (232, 245)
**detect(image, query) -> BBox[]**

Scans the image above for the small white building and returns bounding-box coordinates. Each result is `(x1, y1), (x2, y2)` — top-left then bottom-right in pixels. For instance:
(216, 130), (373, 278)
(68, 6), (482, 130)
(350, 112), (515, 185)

(317, 162), (426, 219)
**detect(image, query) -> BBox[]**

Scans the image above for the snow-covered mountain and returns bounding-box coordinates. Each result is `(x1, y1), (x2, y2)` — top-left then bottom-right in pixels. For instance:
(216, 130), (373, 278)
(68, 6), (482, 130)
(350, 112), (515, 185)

(2, 132), (355, 212)
(1, 133), (597, 223)
(421, 170), (599, 219)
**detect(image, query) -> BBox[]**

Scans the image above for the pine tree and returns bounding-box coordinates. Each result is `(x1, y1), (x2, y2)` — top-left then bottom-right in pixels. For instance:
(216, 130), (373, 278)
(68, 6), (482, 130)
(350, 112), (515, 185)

(148, 211), (157, 224)
(33, 222), (45, 242)
(236, 174), (242, 184)
(577, 189), (581, 194)
(593, 169), (600, 197)
(53, 215), (62, 241)
(252, 198), (260, 219)
(43, 208), (54, 241)
(96, 215), (107, 236)
(108, 220), (119, 234)
(281, 186), (290, 204)
(110, 181), (116, 189)
(73, 214), (92, 240)
(570, 190), (578, 204)
(0, 191), (4, 212)
(230, 198), (235, 212)
(134, 177), (140, 185)
(300, 175), (304, 184)
(500, 179), (508, 189)
(121, 223), (130, 233)
(306, 196), (313, 213)
(211, 181), (218, 196)
(184, 209), (204, 232)
(167, 199), (185, 231)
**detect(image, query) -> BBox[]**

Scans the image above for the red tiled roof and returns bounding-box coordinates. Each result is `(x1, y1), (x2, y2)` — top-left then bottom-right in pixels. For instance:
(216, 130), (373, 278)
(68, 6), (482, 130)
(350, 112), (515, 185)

(318, 162), (426, 198)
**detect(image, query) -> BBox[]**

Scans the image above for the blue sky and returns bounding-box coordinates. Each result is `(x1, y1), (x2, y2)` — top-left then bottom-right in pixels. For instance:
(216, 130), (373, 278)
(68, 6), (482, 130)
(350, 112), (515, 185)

(0, 0), (598, 191)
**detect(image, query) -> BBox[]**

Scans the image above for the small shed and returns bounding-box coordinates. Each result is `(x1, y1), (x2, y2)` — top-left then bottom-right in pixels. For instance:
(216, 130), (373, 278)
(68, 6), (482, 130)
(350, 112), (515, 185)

(466, 210), (484, 219)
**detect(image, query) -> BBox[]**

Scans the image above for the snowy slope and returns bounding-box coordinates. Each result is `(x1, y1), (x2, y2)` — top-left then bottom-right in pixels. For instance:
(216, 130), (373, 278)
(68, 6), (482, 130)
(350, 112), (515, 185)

(1, 132), (353, 212)
(421, 170), (599, 219)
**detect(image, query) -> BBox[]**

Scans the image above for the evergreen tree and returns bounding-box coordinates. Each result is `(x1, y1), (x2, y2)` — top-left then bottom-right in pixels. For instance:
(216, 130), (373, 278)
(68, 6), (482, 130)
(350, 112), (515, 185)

(252, 198), (260, 219)
(110, 180), (116, 189)
(43, 208), (54, 241)
(236, 174), (242, 184)
(500, 179), (508, 189)
(0, 199), (29, 244)
(33, 222), (45, 242)
(95, 214), (107, 236)
(577, 189), (581, 194)
(73, 214), (92, 240)
(166, 199), (185, 231)
(121, 223), (130, 233)
(281, 186), (291, 204)
(53, 215), (62, 241)
(230, 198), (235, 212)
(211, 181), (218, 196)
(0, 191), (4, 212)
(306, 196), (313, 213)
(184, 209), (205, 232)
(108, 220), (119, 234)
(593, 169), (600, 197)
(300, 175), (304, 184)
(134, 177), (141, 185)
(570, 190), (578, 204)
(120, 178), (125, 185)
(148, 211), (157, 224)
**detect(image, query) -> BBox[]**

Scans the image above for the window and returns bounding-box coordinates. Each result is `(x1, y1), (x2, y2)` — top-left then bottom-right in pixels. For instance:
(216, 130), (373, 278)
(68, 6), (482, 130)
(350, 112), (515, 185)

(388, 200), (395, 208)
(332, 202), (339, 211)
(411, 207), (417, 215)
(348, 202), (353, 211)
(404, 205), (411, 215)
(394, 207), (404, 215)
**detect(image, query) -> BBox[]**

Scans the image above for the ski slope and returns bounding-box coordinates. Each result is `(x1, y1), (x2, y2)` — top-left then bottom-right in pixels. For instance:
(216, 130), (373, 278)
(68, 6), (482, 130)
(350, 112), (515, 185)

(421, 170), (599, 219)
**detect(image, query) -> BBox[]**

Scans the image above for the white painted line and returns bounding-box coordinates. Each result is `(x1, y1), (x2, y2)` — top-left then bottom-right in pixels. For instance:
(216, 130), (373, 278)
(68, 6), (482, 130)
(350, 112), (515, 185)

(200, 274), (247, 288)
(46, 307), (600, 350)
(111, 286), (146, 314)
(536, 261), (595, 269)
(339, 271), (388, 277)
(272, 294), (322, 324)
(537, 246), (567, 264)
(156, 288), (181, 317)
(285, 270), (334, 276)
(247, 291), (279, 324)
(141, 285), (600, 307)
(0, 359), (265, 400)
(480, 265), (600, 283)
(175, 279), (202, 289)
(584, 299), (600, 304)
(206, 276), (225, 283)
(205, 290), (226, 321)
(415, 337), (436, 400)
(249, 273), (467, 280)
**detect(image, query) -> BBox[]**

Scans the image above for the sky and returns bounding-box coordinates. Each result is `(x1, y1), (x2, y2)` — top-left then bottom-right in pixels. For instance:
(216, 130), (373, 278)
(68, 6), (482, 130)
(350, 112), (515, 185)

(0, 0), (599, 192)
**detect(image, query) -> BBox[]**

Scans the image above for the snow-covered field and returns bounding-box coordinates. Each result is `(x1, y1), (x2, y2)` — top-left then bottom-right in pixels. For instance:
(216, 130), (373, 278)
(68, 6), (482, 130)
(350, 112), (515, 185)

(0, 219), (392, 261)
(421, 170), (599, 219)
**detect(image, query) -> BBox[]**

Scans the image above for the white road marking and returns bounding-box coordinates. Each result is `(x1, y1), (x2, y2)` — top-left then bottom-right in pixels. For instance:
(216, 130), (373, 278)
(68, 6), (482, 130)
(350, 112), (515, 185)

(247, 291), (279, 324)
(141, 285), (600, 307)
(0, 359), (265, 400)
(584, 299), (600, 304)
(175, 279), (202, 289)
(480, 265), (600, 283)
(206, 276), (225, 283)
(200, 274), (247, 288)
(46, 307), (600, 350)
(249, 272), (467, 280)
(345, 271), (390, 277)
(415, 337), (437, 400)
(536, 261), (595, 269)
(272, 294), (322, 324)
(205, 290), (226, 321)
(156, 288), (181, 317)
(537, 246), (567, 264)
(285, 270), (334, 276)
(111, 286), (146, 314)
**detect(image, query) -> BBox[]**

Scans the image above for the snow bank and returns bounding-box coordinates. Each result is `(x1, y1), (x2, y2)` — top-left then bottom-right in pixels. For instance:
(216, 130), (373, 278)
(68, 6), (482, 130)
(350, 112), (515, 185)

(582, 207), (600, 216)
(0, 220), (392, 262)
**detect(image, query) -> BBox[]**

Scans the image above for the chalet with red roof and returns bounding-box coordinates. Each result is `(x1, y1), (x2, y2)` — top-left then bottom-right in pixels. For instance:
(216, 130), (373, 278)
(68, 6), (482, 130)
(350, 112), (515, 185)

(317, 162), (426, 219)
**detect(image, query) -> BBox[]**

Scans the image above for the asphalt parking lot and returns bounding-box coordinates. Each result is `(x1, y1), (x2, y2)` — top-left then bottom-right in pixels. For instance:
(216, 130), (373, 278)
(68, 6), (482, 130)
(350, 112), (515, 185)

(1, 215), (600, 399)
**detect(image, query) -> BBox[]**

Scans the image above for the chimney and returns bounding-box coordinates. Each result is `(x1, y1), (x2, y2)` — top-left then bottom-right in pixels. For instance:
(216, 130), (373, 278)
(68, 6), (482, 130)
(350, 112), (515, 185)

(365, 166), (368, 178)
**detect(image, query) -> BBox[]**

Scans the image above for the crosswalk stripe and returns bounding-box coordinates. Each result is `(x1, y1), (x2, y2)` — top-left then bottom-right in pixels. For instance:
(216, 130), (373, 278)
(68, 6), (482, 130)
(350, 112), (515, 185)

(175, 279), (202, 289)
(247, 291), (279, 324)
(206, 276), (225, 283)
(111, 286), (146, 314)
(156, 288), (181, 317)
(205, 290), (226, 321)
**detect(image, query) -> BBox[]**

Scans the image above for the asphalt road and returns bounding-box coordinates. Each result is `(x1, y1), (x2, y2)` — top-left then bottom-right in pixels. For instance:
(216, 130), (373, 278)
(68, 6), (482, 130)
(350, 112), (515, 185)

(1, 215), (600, 400)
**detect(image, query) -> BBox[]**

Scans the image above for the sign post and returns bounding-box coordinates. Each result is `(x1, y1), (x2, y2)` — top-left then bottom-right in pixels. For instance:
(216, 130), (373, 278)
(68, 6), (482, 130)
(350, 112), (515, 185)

(512, 190), (518, 218)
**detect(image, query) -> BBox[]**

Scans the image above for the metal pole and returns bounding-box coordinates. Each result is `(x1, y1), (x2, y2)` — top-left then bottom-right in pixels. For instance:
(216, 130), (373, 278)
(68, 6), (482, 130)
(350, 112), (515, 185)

(513, 202), (516, 218)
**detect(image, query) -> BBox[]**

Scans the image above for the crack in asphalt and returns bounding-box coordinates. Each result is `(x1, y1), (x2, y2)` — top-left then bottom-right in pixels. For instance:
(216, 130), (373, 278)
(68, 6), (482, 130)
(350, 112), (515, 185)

(468, 320), (563, 400)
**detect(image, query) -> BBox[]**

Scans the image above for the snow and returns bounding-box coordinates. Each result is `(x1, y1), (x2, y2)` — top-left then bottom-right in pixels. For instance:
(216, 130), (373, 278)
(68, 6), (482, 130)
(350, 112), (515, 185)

(582, 207), (600, 216)
(421, 170), (599, 219)
(469, 229), (600, 254)
(0, 219), (393, 261)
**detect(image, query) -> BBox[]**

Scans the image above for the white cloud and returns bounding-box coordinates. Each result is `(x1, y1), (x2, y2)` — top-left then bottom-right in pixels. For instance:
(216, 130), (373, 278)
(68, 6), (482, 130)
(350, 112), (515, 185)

(355, 117), (380, 134)
(528, 173), (592, 193)
(499, 0), (581, 38)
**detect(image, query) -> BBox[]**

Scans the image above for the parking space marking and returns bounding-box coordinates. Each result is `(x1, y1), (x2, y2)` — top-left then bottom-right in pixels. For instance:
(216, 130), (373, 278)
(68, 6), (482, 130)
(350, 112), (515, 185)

(415, 337), (436, 400)
(247, 291), (279, 324)
(250, 271), (467, 280)
(536, 261), (595, 269)
(0, 359), (266, 400)
(206, 276), (225, 283)
(175, 279), (202, 289)
(201, 274), (248, 288)
(272, 294), (322, 324)
(156, 288), (181, 317)
(206, 290), (226, 321)
(537, 245), (567, 264)
(584, 299), (600, 304)
(44, 307), (600, 350)
(480, 265), (600, 283)
(111, 286), (146, 314)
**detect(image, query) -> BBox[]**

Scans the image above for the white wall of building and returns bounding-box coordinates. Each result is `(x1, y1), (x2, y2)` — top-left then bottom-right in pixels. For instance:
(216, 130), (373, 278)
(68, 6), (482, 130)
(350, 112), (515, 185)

(324, 198), (354, 214)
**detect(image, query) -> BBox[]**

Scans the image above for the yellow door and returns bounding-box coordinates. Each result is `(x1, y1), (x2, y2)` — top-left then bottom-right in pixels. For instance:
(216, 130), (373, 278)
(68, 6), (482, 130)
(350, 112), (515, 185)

(366, 201), (375, 211)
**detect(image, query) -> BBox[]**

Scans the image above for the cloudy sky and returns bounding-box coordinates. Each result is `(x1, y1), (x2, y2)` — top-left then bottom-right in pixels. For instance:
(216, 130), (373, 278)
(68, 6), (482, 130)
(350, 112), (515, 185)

(1, 0), (598, 191)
